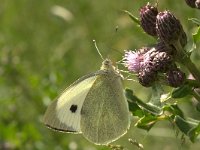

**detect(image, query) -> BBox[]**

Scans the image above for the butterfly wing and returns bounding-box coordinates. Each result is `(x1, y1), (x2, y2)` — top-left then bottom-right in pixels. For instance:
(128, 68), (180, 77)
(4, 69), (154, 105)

(80, 70), (130, 145)
(43, 73), (98, 133)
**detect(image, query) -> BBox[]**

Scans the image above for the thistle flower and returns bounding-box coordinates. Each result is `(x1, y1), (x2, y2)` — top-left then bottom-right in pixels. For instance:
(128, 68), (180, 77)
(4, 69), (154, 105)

(139, 3), (158, 36)
(166, 68), (186, 87)
(123, 47), (150, 73)
(123, 45), (175, 87)
(156, 11), (187, 47)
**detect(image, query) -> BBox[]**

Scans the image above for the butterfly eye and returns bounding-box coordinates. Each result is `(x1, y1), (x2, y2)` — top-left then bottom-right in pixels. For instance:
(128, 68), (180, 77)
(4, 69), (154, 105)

(70, 104), (78, 113)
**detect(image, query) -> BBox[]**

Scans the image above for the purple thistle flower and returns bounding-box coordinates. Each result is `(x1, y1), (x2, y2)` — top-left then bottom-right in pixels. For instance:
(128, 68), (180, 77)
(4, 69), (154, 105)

(123, 47), (150, 73)
(123, 50), (143, 73)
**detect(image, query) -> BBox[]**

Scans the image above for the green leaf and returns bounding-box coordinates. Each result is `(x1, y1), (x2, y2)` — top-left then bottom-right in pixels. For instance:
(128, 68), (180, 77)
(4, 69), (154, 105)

(125, 89), (145, 117)
(188, 123), (200, 142)
(174, 116), (196, 135)
(192, 26), (200, 50)
(193, 27), (200, 43)
(125, 88), (161, 115)
(123, 10), (140, 25)
(162, 104), (184, 118)
(136, 113), (158, 131)
(128, 100), (144, 117)
(188, 18), (200, 26)
(195, 102), (200, 112)
(171, 85), (192, 98)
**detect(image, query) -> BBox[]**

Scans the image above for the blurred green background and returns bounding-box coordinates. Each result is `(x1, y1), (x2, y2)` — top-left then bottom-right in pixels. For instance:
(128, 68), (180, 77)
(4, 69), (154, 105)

(1, 0), (200, 149)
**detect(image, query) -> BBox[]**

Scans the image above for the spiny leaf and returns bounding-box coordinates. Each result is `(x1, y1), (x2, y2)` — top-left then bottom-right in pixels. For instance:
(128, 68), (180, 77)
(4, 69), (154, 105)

(125, 89), (161, 115)
(162, 104), (184, 118)
(135, 113), (158, 131)
(174, 116), (196, 136)
(171, 85), (192, 98)
(188, 123), (200, 142)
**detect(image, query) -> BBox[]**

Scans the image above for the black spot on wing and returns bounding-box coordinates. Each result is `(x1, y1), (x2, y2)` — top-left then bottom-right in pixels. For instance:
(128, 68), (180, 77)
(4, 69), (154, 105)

(70, 104), (78, 113)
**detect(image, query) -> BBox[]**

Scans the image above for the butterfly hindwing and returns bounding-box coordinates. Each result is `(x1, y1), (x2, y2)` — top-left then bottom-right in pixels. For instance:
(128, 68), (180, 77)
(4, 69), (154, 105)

(80, 70), (130, 145)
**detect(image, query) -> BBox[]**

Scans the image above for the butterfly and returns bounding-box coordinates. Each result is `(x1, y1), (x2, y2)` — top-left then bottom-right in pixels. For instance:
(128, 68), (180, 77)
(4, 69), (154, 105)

(43, 59), (130, 145)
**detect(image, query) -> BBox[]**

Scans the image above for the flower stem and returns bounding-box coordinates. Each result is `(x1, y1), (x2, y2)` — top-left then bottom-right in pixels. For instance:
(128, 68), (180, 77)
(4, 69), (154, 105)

(183, 58), (200, 86)
(174, 42), (200, 86)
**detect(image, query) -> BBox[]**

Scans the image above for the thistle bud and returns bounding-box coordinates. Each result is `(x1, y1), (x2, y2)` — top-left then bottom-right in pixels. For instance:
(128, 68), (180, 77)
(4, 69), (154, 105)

(185, 0), (196, 8)
(156, 11), (187, 47)
(153, 51), (173, 73)
(195, 0), (200, 8)
(166, 68), (186, 87)
(179, 30), (187, 47)
(142, 47), (173, 73)
(138, 69), (157, 87)
(139, 3), (158, 36)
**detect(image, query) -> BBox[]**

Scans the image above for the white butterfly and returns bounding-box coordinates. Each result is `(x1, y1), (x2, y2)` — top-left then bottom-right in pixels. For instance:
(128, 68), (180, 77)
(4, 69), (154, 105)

(43, 59), (130, 145)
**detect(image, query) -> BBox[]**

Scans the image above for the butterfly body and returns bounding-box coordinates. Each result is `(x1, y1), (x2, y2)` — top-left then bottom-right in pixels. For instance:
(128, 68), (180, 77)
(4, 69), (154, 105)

(43, 59), (130, 145)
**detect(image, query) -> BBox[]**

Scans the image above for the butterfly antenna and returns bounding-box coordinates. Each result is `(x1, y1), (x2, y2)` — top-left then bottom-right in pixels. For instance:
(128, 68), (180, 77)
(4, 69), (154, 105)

(93, 39), (104, 60)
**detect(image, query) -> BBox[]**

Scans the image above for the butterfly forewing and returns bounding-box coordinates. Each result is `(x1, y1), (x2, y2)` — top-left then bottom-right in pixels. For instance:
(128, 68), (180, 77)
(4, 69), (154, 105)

(43, 75), (97, 133)
(80, 69), (130, 145)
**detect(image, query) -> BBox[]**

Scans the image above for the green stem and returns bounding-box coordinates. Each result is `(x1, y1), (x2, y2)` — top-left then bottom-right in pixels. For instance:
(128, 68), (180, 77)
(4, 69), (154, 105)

(174, 42), (200, 86)
(183, 58), (200, 86)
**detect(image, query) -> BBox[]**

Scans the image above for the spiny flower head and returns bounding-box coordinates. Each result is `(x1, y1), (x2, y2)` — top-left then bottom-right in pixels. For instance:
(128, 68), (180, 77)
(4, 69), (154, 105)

(123, 46), (173, 87)
(139, 2), (158, 36)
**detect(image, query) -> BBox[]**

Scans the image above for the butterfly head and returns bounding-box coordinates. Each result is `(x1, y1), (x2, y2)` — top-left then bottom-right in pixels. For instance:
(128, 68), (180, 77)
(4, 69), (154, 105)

(101, 59), (116, 71)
